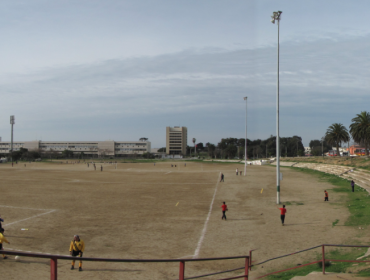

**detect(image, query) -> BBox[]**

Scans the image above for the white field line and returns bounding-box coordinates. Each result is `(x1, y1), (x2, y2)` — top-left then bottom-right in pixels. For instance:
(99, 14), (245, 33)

(0, 205), (52, 211)
(164, 171), (172, 175)
(4, 210), (56, 227)
(193, 173), (220, 259)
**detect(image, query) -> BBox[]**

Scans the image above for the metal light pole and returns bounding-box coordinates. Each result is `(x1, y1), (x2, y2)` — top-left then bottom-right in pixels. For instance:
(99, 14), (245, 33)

(10, 115), (15, 162)
(271, 11), (282, 204)
(266, 144), (267, 159)
(244, 97), (247, 176)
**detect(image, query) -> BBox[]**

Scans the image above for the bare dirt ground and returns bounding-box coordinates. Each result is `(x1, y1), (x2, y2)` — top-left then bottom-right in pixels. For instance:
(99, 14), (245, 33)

(0, 161), (360, 279)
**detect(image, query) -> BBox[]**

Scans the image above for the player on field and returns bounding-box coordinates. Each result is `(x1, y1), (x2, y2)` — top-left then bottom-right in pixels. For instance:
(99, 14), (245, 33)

(277, 205), (287, 226)
(0, 216), (3, 231)
(69, 235), (85, 271)
(101, 165), (103, 172)
(324, 190), (329, 201)
(236, 168), (238, 175)
(220, 173), (224, 182)
(0, 228), (10, 259)
(351, 180), (355, 192)
(221, 202), (228, 220)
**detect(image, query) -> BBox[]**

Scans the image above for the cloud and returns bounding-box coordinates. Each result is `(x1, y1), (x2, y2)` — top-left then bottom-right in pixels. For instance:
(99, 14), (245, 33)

(1, 34), (370, 146)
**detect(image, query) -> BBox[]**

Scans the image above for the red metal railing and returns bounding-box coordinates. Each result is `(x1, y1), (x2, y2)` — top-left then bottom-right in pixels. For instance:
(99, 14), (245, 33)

(3, 244), (369, 279)
(252, 244), (370, 279)
(1, 249), (250, 280)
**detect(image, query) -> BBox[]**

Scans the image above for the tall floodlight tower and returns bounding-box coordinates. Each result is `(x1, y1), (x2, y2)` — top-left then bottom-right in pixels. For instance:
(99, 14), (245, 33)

(244, 97), (247, 176)
(271, 10), (282, 204)
(192, 138), (196, 155)
(10, 115), (15, 162)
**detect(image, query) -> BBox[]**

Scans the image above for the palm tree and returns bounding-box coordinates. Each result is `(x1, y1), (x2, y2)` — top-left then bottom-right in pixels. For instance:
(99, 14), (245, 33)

(325, 123), (350, 156)
(350, 111), (370, 156)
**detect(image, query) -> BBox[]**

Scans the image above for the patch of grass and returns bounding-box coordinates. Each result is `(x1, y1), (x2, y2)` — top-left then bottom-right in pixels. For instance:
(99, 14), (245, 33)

(332, 219), (339, 227)
(289, 167), (370, 227)
(267, 248), (366, 280)
(283, 201), (304, 206)
(265, 166), (370, 279)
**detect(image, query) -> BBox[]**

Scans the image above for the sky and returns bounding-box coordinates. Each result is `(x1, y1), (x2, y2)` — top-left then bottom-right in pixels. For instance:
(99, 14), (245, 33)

(1, 0), (370, 147)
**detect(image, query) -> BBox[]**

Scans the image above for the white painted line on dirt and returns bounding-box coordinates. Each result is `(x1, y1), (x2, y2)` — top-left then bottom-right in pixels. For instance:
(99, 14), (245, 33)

(0, 205), (53, 211)
(4, 210), (57, 227)
(193, 173), (220, 259)
(164, 171), (172, 175)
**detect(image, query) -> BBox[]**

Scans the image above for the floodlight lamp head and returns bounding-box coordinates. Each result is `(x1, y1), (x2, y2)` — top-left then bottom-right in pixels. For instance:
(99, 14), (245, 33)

(244, 97), (248, 100)
(10, 115), (15, 125)
(271, 19), (275, 24)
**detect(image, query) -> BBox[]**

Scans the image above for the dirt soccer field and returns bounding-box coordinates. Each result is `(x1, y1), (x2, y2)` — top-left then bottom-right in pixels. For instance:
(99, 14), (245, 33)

(0, 161), (359, 279)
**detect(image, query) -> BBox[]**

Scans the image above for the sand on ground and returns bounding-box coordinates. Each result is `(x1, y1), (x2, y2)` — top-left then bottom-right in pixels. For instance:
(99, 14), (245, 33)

(0, 161), (362, 279)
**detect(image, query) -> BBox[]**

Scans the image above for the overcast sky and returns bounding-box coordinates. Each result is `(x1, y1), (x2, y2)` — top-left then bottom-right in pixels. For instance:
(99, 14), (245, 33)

(1, 0), (369, 147)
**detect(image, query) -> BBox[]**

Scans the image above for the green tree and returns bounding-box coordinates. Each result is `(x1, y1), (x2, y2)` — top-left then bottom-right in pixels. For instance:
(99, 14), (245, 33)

(206, 143), (216, 158)
(325, 123), (350, 156)
(309, 139), (331, 155)
(196, 142), (204, 150)
(62, 149), (74, 158)
(349, 111), (370, 156)
(142, 152), (155, 159)
(225, 144), (237, 158)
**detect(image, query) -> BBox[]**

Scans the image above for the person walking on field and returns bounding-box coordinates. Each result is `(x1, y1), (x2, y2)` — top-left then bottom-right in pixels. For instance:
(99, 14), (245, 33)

(220, 173), (224, 182)
(277, 205), (287, 226)
(0, 228), (10, 259)
(101, 165), (103, 172)
(351, 180), (355, 192)
(0, 216), (3, 231)
(324, 190), (329, 201)
(221, 202), (228, 220)
(69, 235), (85, 271)
(236, 168), (238, 175)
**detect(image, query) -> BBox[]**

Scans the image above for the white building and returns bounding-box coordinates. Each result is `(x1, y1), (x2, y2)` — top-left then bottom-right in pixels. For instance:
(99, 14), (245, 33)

(0, 140), (151, 157)
(166, 126), (187, 155)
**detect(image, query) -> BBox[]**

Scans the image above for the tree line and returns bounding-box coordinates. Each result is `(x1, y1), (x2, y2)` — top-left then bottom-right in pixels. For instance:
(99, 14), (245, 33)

(321, 111), (370, 156)
(185, 136), (304, 159)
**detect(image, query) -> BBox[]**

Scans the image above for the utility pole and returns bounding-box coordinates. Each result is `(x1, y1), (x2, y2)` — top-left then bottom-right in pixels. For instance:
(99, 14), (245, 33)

(10, 115), (15, 163)
(244, 97), (247, 176)
(271, 10), (282, 204)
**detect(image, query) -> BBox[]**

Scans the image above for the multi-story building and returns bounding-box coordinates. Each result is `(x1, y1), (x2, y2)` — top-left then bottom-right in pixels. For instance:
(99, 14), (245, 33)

(166, 126), (187, 155)
(0, 140), (151, 157)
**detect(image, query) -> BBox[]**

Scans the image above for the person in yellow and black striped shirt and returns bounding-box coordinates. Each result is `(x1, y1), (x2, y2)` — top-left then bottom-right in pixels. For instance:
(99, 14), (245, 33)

(0, 228), (10, 259)
(69, 235), (85, 271)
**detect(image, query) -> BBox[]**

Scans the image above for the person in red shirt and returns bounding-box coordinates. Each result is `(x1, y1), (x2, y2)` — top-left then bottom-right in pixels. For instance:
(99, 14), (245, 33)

(277, 205), (287, 226)
(324, 190), (328, 201)
(221, 202), (228, 220)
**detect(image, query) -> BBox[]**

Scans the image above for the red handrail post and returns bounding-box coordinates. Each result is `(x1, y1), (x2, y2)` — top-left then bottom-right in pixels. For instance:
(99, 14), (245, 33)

(179, 260), (185, 280)
(50, 258), (57, 280)
(322, 245), (325, 274)
(249, 251), (252, 271)
(245, 257), (249, 279)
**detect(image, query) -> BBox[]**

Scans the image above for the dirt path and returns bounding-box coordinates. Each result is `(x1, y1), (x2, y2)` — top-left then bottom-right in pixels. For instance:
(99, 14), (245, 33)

(0, 162), (360, 279)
